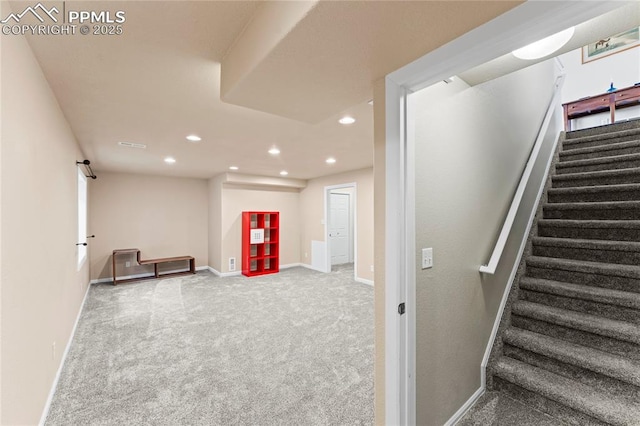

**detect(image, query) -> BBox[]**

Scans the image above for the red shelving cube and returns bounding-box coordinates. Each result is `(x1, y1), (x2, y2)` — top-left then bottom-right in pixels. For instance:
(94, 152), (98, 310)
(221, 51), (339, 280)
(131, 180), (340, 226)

(242, 211), (279, 277)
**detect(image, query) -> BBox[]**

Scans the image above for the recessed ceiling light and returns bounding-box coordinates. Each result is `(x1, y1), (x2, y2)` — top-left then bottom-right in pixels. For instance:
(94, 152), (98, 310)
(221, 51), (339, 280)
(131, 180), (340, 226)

(118, 141), (147, 149)
(512, 27), (575, 60)
(229, 166), (239, 171)
(164, 157), (176, 164)
(186, 135), (201, 142)
(339, 116), (356, 125)
(280, 170), (288, 176)
(268, 148), (281, 155)
(326, 157), (336, 164)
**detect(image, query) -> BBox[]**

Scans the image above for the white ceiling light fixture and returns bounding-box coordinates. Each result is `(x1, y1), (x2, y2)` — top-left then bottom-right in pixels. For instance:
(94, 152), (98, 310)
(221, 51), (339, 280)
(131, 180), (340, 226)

(280, 170), (288, 176)
(338, 116), (356, 125)
(186, 135), (201, 142)
(229, 166), (239, 171)
(268, 147), (280, 155)
(326, 157), (336, 164)
(164, 157), (176, 164)
(512, 27), (575, 60)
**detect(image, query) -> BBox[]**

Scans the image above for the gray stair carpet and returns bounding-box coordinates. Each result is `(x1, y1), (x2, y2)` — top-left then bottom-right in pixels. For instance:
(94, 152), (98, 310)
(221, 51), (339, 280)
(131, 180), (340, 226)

(465, 120), (640, 426)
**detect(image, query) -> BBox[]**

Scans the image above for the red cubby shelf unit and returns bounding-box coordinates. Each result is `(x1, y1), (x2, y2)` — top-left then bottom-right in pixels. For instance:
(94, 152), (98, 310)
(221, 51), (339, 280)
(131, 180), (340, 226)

(242, 211), (279, 277)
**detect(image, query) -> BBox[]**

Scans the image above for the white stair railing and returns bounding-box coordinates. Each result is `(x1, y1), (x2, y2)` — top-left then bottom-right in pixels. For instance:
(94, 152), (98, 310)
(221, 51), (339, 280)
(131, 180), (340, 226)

(480, 71), (566, 274)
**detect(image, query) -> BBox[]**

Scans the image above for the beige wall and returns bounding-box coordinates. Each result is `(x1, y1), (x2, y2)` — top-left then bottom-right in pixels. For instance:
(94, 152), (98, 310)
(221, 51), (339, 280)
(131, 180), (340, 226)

(89, 172), (209, 280)
(299, 168), (374, 282)
(1, 23), (90, 424)
(412, 60), (558, 424)
(221, 184), (300, 273)
(208, 175), (224, 272)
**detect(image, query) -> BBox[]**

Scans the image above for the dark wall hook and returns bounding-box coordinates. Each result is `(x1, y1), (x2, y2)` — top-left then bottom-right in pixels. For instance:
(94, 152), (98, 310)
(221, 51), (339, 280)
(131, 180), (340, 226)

(76, 160), (97, 179)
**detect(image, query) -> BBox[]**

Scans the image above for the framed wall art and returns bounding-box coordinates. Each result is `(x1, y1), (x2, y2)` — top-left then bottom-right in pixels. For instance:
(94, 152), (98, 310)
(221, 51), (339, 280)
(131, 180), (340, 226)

(582, 27), (640, 64)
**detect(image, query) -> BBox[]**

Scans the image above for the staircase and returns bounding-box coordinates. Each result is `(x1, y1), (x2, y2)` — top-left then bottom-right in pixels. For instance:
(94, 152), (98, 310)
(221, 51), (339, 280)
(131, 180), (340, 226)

(488, 121), (640, 426)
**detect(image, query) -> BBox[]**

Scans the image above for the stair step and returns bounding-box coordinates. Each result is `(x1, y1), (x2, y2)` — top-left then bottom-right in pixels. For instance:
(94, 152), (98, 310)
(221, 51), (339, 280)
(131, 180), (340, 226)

(563, 127), (640, 150)
(532, 236), (640, 266)
(520, 277), (640, 311)
(538, 219), (640, 242)
(512, 314), (640, 362)
(559, 140), (640, 162)
(521, 290), (640, 325)
(556, 153), (640, 175)
(503, 340), (640, 402)
(566, 120), (640, 140)
(512, 300), (640, 345)
(494, 357), (640, 425)
(503, 328), (640, 387)
(552, 167), (640, 188)
(526, 256), (640, 293)
(543, 201), (640, 220)
(547, 183), (640, 203)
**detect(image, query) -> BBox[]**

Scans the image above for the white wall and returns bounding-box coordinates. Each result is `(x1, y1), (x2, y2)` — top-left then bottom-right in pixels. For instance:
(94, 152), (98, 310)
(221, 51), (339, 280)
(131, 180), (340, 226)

(1, 16), (90, 424)
(89, 172), (209, 281)
(560, 44), (640, 129)
(299, 168), (374, 282)
(221, 184), (301, 272)
(412, 59), (559, 425)
(208, 175), (224, 272)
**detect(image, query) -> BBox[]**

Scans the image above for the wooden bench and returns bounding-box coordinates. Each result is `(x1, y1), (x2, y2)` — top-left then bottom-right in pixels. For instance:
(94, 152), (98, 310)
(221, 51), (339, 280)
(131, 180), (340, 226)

(112, 248), (195, 285)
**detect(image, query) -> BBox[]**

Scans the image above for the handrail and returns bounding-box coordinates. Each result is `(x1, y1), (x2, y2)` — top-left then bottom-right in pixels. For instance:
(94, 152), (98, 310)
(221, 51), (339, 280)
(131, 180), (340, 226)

(480, 72), (565, 274)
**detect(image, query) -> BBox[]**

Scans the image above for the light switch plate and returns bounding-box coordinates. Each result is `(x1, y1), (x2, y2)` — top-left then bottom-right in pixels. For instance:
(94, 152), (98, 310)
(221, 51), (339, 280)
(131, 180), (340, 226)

(421, 248), (433, 269)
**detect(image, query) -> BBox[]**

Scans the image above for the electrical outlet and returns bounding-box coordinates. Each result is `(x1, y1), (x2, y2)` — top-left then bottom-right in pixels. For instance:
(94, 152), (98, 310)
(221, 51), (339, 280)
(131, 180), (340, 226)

(370, 265), (374, 272)
(125, 261), (131, 268)
(52, 341), (56, 360)
(305, 252), (308, 258)
(421, 248), (433, 269)
(229, 257), (236, 272)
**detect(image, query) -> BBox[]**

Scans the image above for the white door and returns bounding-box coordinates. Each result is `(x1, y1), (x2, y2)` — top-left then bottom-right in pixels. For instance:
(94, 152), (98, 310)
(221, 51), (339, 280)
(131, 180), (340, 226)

(329, 192), (350, 265)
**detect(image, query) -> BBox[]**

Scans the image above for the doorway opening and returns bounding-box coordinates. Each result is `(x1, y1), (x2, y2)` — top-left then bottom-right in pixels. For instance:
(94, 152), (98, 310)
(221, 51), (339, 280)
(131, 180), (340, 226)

(324, 183), (357, 278)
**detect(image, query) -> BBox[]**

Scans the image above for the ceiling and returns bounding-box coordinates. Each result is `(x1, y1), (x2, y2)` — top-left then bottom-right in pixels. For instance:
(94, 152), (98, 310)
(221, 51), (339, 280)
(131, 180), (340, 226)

(18, 1), (525, 180)
(459, 3), (640, 86)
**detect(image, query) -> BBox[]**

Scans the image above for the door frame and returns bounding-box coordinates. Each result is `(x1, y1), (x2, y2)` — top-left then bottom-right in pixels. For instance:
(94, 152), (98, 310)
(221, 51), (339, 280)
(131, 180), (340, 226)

(324, 182), (357, 278)
(382, 2), (625, 425)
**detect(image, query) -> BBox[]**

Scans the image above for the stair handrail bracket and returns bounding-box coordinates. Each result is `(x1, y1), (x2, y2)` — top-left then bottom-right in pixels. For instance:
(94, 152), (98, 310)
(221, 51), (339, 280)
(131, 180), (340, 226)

(480, 73), (566, 275)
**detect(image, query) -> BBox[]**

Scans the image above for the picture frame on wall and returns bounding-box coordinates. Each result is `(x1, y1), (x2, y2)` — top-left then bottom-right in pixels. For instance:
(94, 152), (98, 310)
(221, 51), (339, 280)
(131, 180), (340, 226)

(582, 27), (640, 64)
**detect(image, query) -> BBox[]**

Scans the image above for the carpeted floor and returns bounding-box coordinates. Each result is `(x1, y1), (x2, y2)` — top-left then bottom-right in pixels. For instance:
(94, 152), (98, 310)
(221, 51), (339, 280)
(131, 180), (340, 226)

(46, 265), (374, 426)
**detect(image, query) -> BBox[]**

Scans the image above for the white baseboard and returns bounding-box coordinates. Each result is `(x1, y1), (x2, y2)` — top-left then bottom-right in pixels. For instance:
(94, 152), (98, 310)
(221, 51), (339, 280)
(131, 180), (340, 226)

(444, 387), (484, 426)
(208, 266), (241, 277)
(90, 266), (209, 284)
(299, 263), (325, 273)
(39, 280), (92, 425)
(210, 263), (302, 277)
(355, 277), (374, 286)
